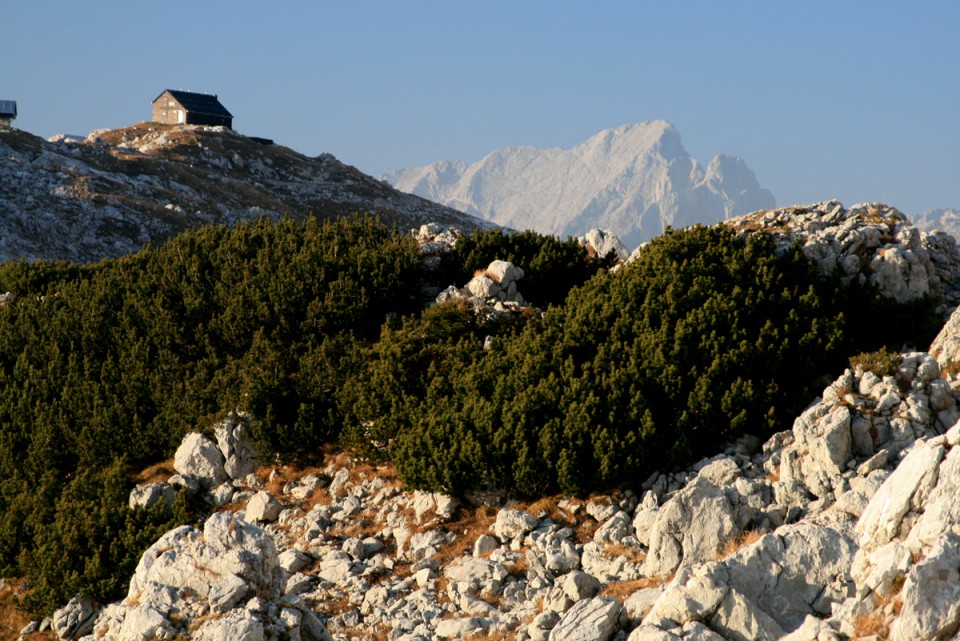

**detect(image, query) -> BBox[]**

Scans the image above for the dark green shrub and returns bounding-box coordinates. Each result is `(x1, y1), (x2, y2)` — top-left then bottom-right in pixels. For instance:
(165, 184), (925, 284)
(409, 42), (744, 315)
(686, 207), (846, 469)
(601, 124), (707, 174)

(849, 347), (904, 377)
(0, 215), (424, 611)
(392, 225), (941, 497)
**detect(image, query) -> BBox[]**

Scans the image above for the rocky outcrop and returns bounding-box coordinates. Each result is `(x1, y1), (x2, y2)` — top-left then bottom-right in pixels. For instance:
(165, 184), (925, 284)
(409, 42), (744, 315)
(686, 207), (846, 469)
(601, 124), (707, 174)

(581, 229), (629, 264)
(130, 411), (260, 510)
(725, 200), (960, 307)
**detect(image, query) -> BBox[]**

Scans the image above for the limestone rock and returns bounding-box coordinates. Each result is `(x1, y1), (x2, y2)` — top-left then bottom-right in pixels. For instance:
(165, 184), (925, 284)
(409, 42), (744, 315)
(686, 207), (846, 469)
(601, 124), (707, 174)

(585, 497), (620, 522)
(561, 570), (601, 602)
(583, 229), (629, 263)
(930, 305), (960, 382)
(646, 523), (855, 634)
(628, 620), (728, 640)
(856, 441), (944, 549)
(127, 482), (174, 510)
(215, 412), (259, 480)
(191, 611), (264, 641)
(486, 259), (524, 285)
(443, 556), (509, 595)
(473, 533), (499, 557)
(890, 532), (960, 641)
(549, 596), (622, 641)
(644, 476), (739, 576)
(494, 508), (539, 541)
(435, 616), (490, 638)
(466, 273), (500, 299)
(246, 490), (283, 523)
(727, 201), (960, 305)
(52, 595), (97, 640)
(409, 490), (459, 523)
(173, 432), (227, 489)
(129, 512), (283, 606)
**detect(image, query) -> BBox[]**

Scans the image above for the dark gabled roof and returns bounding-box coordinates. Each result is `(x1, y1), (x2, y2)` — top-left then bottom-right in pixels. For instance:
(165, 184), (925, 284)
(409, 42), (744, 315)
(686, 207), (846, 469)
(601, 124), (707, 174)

(153, 90), (232, 119)
(0, 101), (16, 118)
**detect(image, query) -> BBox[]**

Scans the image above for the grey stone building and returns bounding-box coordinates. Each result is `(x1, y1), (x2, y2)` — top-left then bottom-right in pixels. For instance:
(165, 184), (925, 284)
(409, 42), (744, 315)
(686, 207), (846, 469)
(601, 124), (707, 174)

(0, 100), (16, 128)
(152, 90), (232, 128)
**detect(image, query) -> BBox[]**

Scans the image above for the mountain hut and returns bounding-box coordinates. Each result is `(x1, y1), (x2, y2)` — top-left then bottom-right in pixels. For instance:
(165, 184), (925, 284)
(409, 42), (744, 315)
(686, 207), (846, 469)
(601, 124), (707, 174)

(151, 90), (232, 128)
(0, 101), (16, 128)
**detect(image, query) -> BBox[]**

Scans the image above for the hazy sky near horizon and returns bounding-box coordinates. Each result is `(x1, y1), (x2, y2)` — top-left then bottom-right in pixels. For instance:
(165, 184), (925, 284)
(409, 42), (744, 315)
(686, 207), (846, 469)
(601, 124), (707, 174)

(2, 2), (958, 214)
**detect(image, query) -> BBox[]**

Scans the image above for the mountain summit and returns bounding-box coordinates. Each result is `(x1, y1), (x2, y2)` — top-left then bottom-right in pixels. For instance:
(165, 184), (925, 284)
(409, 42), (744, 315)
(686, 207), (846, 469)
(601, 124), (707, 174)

(382, 120), (775, 247)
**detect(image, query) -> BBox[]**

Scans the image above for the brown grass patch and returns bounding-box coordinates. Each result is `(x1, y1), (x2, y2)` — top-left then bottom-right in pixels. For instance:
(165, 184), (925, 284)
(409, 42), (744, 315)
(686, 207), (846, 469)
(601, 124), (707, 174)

(600, 576), (666, 599)
(0, 579), (50, 641)
(507, 550), (531, 579)
(603, 542), (648, 564)
(134, 458), (176, 484)
(852, 586), (904, 641)
(430, 505), (499, 566)
(522, 495), (581, 526)
(474, 268), (499, 283)
(718, 529), (764, 559)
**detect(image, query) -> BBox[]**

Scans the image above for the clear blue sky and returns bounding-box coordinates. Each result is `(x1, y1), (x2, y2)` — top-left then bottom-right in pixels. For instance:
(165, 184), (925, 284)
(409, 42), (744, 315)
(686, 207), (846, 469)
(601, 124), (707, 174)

(2, 2), (958, 214)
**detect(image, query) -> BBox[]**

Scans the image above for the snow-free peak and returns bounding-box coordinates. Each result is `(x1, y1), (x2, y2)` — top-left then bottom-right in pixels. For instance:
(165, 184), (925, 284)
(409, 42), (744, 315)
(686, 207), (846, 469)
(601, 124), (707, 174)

(382, 121), (775, 248)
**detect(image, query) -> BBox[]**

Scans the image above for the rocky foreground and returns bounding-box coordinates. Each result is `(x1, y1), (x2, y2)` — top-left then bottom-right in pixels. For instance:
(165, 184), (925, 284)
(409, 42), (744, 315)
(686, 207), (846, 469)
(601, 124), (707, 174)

(25, 201), (960, 641)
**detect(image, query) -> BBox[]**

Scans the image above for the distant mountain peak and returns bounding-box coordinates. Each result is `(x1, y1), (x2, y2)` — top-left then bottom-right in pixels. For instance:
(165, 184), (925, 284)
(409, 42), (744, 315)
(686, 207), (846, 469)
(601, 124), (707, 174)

(382, 121), (775, 248)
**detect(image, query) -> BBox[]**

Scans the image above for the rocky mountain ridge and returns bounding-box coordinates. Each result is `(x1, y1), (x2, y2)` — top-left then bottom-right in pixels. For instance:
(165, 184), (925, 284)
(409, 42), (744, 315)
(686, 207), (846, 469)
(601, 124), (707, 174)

(722, 200), (960, 308)
(914, 208), (960, 241)
(24, 203), (960, 641)
(0, 123), (491, 264)
(382, 121), (775, 248)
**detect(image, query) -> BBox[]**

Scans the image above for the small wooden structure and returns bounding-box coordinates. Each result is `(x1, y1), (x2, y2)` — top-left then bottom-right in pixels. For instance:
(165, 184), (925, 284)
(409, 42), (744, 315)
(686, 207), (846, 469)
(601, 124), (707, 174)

(0, 101), (16, 128)
(152, 90), (232, 128)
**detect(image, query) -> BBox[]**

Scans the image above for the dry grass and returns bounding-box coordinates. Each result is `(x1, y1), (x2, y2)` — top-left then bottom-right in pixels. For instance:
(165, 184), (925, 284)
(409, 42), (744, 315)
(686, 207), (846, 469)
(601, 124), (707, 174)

(852, 586), (904, 641)
(506, 551), (531, 580)
(474, 268), (499, 283)
(522, 495), (578, 525)
(133, 458), (175, 484)
(718, 529), (764, 559)
(600, 576), (665, 600)
(602, 543), (647, 565)
(852, 609), (888, 640)
(0, 579), (51, 641)
(430, 505), (499, 566)
(360, 625), (392, 641)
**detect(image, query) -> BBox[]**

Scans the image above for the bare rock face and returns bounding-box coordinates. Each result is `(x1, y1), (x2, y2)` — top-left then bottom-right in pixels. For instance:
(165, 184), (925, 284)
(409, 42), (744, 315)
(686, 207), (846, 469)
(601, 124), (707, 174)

(127, 482), (174, 510)
(929, 304), (960, 383)
(726, 200), (960, 307)
(215, 411), (259, 481)
(92, 512), (328, 641)
(643, 524), (854, 639)
(643, 476), (740, 577)
(889, 532), (960, 641)
(582, 229), (629, 263)
(777, 352), (958, 502)
(52, 595), (97, 640)
(173, 432), (227, 489)
(549, 597), (622, 641)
